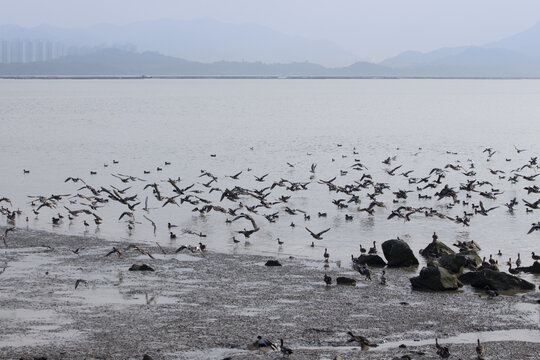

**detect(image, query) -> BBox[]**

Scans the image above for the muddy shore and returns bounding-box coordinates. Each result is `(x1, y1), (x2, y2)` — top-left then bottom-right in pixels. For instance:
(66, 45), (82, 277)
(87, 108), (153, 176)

(0, 228), (538, 360)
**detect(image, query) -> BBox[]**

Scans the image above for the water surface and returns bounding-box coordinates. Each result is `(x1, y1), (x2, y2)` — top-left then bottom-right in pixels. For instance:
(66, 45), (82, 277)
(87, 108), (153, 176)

(0, 79), (539, 284)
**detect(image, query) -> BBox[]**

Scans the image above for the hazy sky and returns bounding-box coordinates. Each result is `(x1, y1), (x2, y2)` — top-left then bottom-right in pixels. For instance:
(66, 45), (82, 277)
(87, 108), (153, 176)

(2, 0), (540, 60)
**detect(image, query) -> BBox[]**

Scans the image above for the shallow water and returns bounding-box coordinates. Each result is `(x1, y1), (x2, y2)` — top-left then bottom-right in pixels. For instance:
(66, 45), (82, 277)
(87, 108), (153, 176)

(374, 328), (540, 349)
(182, 328), (540, 359)
(0, 79), (539, 286)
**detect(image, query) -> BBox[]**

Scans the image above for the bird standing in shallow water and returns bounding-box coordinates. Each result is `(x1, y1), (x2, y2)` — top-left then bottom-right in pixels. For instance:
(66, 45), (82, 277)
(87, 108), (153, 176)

(435, 338), (450, 359)
(364, 265), (373, 281)
(476, 339), (485, 358)
(380, 270), (387, 285)
(347, 331), (378, 350)
(324, 273), (332, 285)
(248, 336), (278, 352)
(279, 338), (293, 356)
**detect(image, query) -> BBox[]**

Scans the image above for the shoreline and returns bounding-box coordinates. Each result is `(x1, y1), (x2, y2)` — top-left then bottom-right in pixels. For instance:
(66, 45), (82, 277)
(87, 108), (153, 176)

(2, 76), (540, 80)
(0, 227), (538, 359)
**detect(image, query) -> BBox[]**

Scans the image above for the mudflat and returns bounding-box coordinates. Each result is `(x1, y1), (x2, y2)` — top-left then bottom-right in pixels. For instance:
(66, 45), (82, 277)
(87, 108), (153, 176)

(0, 228), (538, 360)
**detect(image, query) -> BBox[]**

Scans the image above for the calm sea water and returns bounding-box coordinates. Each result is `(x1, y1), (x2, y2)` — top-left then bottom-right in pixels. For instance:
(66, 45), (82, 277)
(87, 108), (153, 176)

(0, 79), (539, 281)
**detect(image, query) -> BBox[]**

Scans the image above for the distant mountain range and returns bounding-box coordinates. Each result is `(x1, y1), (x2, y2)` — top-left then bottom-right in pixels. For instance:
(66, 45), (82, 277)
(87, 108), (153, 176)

(1, 19), (540, 77)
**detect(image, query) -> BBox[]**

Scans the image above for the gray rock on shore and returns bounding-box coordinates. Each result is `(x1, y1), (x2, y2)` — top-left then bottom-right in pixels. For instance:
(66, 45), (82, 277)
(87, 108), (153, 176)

(459, 269), (535, 291)
(458, 249), (483, 269)
(410, 265), (462, 291)
(382, 239), (419, 267)
(438, 254), (468, 274)
(420, 240), (455, 258)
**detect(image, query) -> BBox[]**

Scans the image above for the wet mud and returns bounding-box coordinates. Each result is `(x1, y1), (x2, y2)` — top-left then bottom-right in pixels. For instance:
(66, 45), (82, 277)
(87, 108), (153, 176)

(0, 228), (538, 359)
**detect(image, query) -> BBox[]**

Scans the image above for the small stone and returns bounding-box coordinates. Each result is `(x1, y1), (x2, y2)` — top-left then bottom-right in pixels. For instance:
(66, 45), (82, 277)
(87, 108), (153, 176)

(265, 260), (282, 266)
(142, 354), (156, 360)
(336, 277), (356, 286)
(129, 264), (155, 271)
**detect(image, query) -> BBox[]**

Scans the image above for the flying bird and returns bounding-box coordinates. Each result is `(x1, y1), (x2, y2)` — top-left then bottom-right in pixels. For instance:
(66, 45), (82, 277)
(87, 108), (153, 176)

(305, 227), (331, 240)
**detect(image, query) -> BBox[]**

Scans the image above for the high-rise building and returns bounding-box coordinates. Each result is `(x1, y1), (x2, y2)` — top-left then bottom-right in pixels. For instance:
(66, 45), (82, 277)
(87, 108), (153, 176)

(0, 40), (9, 63)
(44, 41), (53, 61)
(53, 41), (65, 59)
(10, 39), (23, 63)
(34, 40), (44, 62)
(23, 40), (34, 63)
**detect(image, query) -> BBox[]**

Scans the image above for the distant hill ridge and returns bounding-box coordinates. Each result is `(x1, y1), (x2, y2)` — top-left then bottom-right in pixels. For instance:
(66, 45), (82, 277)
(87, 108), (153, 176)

(0, 48), (394, 77)
(1, 19), (540, 77)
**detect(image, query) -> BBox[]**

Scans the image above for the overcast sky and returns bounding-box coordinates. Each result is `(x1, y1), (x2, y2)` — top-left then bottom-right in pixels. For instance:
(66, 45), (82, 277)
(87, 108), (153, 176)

(2, 0), (540, 60)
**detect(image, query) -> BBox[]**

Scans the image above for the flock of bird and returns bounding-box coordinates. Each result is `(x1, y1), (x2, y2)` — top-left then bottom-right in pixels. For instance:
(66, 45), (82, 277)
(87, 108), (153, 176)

(1, 144), (539, 358)
(1, 145), (538, 265)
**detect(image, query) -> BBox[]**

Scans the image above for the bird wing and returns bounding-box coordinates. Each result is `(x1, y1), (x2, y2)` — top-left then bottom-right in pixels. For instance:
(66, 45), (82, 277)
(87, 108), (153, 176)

(317, 228), (331, 237)
(118, 212), (132, 220)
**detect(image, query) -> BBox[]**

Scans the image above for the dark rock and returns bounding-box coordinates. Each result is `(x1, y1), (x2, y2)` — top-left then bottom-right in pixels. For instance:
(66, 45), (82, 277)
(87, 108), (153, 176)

(410, 266), (462, 291)
(458, 249), (482, 268)
(420, 240), (455, 258)
(336, 277), (356, 286)
(129, 264), (155, 271)
(459, 269), (535, 291)
(438, 254), (467, 274)
(142, 355), (156, 360)
(265, 260), (282, 267)
(517, 261), (540, 274)
(382, 239), (419, 267)
(355, 254), (387, 267)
